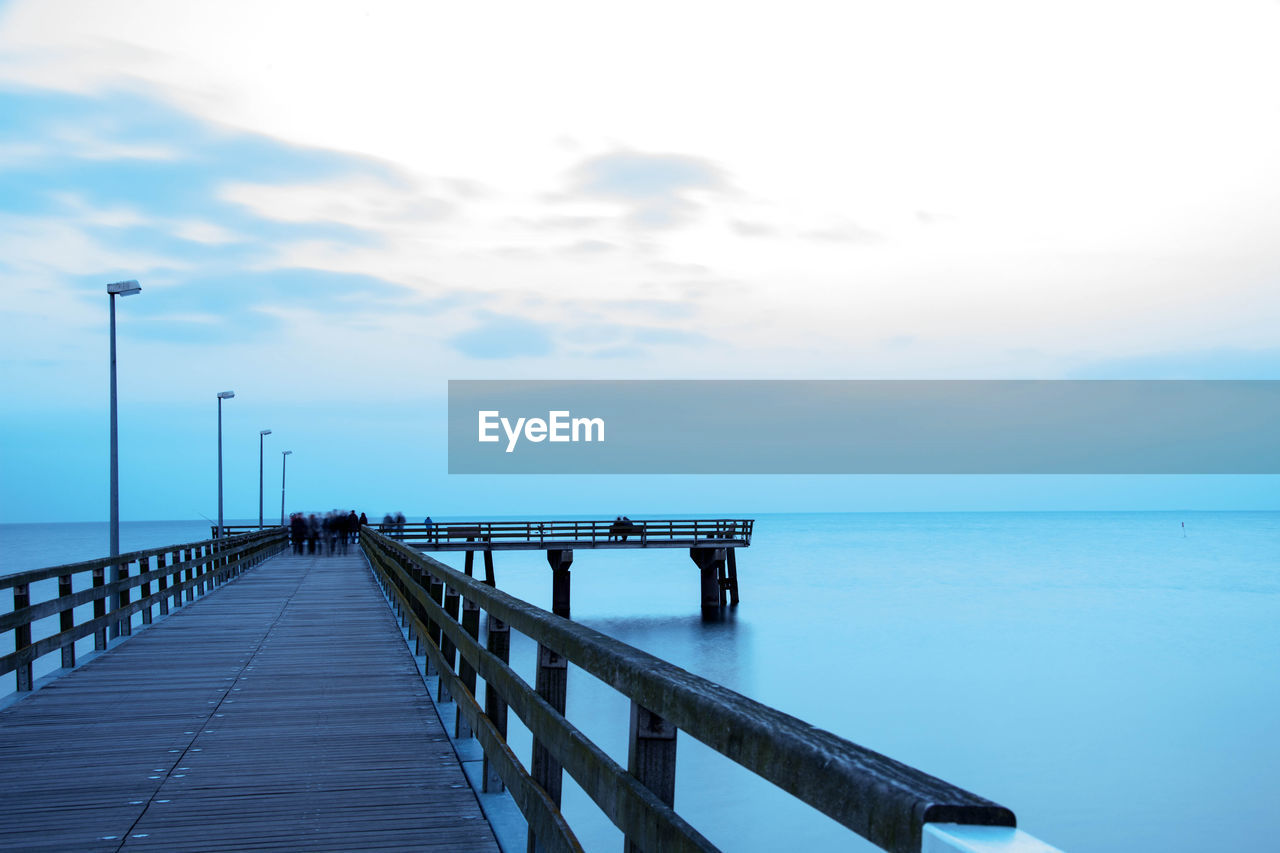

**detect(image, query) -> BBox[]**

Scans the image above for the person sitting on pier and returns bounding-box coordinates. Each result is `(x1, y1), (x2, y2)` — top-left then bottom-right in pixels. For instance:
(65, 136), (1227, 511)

(609, 516), (640, 542)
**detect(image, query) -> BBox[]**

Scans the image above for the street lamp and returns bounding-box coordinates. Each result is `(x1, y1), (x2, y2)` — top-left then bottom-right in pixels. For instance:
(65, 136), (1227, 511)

(258, 429), (272, 528)
(280, 450), (292, 526)
(107, 279), (141, 561)
(216, 391), (235, 537)
(107, 279), (141, 641)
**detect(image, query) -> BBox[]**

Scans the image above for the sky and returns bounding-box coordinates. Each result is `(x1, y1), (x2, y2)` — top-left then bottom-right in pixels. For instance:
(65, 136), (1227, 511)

(1, 0), (1278, 522)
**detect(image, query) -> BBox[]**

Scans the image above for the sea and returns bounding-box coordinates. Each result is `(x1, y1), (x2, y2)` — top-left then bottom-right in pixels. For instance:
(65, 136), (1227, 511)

(2, 511), (1277, 852)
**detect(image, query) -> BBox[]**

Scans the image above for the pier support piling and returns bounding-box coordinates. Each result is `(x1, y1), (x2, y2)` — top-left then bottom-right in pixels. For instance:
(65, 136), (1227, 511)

(726, 547), (740, 605)
(691, 547), (727, 611)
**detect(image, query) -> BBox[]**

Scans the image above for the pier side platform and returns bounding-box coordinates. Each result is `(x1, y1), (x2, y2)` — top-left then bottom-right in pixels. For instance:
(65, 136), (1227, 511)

(0, 550), (499, 852)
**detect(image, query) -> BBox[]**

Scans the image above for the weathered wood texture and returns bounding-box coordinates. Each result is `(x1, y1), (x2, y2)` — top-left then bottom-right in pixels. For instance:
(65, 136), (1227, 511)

(363, 529), (1016, 853)
(0, 551), (499, 853)
(2, 530), (286, 692)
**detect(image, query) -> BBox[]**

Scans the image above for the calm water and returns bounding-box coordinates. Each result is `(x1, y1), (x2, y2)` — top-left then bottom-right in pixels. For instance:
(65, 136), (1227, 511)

(3, 512), (1278, 852)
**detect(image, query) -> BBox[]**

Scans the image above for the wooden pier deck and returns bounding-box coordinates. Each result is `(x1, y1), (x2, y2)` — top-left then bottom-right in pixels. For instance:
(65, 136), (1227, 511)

(0, 550), (499, 852)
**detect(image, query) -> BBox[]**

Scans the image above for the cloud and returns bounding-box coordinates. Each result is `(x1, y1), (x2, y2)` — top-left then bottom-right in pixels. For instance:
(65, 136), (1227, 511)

(801, 223), (882, 244)
(0, 213), (185, 277)
(121, 268), (417, 321)
(512, 214), (608, 231)
(449, 314), (554, 359)
(567, 322), (709, 350)
(172, 220), (240, 244)
(220, 175), (454, 230)
(567, 150), (728, 228)
(647, 259), (711, 276)
(730, 219), (778, 237)
(126, 309), (281, 344)
(563, 239), (616, 254)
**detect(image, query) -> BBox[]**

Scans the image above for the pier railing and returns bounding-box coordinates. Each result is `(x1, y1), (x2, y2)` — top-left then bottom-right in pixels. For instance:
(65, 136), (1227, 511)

(386, 518), (754, 548)
(220, 518), (755, 548)
(360, 527), (1017, 853)
(2, 528), (287, 693)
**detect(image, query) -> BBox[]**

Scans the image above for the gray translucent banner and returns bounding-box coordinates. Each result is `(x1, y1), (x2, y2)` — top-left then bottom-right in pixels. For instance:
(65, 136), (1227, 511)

(447, 380), (1280, 474)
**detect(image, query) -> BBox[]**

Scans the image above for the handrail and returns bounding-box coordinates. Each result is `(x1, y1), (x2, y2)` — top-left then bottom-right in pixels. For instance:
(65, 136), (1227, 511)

(3, 529), (288, 693)
(361, 528), (1014, 853)
(360, 518), (754, 546)
(0, 529), (279, 589)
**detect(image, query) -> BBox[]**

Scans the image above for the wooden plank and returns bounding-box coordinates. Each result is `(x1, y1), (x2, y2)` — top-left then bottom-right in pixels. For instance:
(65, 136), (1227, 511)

(0, 551), (499, 853)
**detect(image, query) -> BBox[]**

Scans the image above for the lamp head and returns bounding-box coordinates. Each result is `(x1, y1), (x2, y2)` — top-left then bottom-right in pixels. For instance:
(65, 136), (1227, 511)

(217, 391), (235, 399)
(282, 450), (293, 456)
(107, 280), (142, 296)
(260, 429), (272, 436)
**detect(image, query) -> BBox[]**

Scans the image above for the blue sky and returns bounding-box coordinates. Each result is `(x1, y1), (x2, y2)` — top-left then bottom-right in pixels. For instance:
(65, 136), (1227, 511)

(1, 1), (1277, 522)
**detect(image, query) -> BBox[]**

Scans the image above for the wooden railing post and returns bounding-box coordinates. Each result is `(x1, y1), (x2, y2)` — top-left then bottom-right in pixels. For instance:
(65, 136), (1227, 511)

(530, 549), (573, 851)
(408, 564), (426, 655)
(157, 551), (169, 616)
(93, 565), (107, 649)
(625, 702), (678, 853)
(426, 575), (444, 676)
(115, 560), (131, 638)
(438, 584), (460, 702)
(483, 612), (510, 793)
(13, 582), (32, 691)
(456, 598), (480, 738)
(140, 556), (153, 625)
(58, 574), (75, 668)
(202, 544), (212, 594)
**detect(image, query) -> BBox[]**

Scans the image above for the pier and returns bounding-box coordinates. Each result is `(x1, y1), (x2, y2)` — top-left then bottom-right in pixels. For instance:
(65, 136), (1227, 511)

(2, 526), (1061, 853)
(224, 518), (752, 610)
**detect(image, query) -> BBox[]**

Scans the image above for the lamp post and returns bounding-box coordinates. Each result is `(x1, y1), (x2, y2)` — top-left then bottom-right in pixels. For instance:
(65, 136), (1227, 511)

(107, 280), (141, 641)
(280, 450), (292, 526)
(107, 279), (141, 561)
(216, 391), (235, 537)
(258, 429), (272, 528)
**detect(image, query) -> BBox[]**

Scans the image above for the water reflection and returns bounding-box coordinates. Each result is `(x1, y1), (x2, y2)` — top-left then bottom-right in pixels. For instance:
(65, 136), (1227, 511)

(582, 611), (747, 692)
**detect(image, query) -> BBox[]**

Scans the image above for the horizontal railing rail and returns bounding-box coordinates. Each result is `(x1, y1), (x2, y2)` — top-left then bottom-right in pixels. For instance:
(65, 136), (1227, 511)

(2, 528), (288, 693)
(360, 527), (1014, 853)
(371, 518), (754, 547)
(216, 523), (285, 537)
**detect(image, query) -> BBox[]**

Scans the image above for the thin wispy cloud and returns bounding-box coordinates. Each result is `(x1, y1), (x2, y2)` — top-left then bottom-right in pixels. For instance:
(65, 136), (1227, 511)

(449, 314), (555, 359)
(566, 151), (729, 228)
